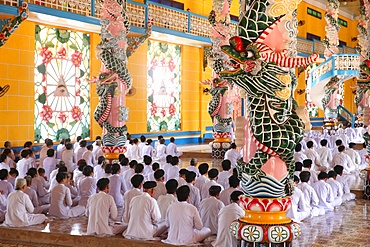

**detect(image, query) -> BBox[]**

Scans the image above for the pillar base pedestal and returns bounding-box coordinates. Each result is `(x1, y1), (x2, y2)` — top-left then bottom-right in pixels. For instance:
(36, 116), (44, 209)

(102, 146), (126, 163)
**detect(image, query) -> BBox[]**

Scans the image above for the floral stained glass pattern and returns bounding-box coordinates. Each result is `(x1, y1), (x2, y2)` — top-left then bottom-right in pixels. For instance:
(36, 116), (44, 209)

(147, 41), (181, 132)
(34, 25), (90, 142)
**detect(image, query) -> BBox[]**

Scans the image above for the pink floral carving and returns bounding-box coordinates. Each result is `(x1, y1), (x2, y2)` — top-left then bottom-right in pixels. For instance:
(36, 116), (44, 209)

(40, 105), (53, 122)
(40, 47), (53, 64)
(71, 106), (82, 121)
(71, 50), (82, 67)
(57, 47), (67, 58)
(58, 112), (67, 123)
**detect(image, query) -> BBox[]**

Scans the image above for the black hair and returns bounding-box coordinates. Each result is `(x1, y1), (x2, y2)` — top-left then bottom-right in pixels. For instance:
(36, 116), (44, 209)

(140, 135), (146, 143)
(318, 172), (328, 180)
(47, 149), (55, 157)
(129, 160), (138, 168)
(230, 191), (243, 203)
(166, 155), (172, 163)
(143, 155), (152, 166)
(320, 139), (328, 146)
(82, 165), (94, 176)
(295, 143), (302, 152)
(165, 179), (179, 194)
(111, 163), (121, 174)
(170, 156), (179, 166)
(38, 168), (45, 175)
(20, 150), (29, 158)
(302, 159), (313, 168)
(229, 175), (240, 188)
(335, 139), (343, 146)
(176, 185), (190, 201)
(294, 175), (300, 183)
(295, 162), (303, 171)
(135, 163), (144, 173)
(9, 168), (18, 176)
(131, 174), (144, 188)
(79, 140), (87, 147)
(152, 162), (160, 171)
(306, 141), (314, 149)
(26, 168), (37, 178)
(120, 157), (129, 166)
(154, 169), (165, 180)
(185, 171), (196, 183)
(209, 185), (222, 196)
(208, 168), (219, 179)
(97, 178), (109, 191)
(328, 170), (337, 178)
(0, 169), (8, 180)
(56, 172), (68, 183)
(334, 165), (344, 175)
(338, 146), (345, 152)
(299, 171), (311, 183)
(222, 160), (231, 171)
(105, 164), (112, 174)
(198, 163), (209, 175)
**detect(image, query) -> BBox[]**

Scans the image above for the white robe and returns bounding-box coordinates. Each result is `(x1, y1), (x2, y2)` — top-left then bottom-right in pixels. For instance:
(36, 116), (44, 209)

(336, 175), (356, 201)
(224, 149), (241, 168)
(332, 152), (356, 174)
(304, 149), (321, 169)
(200, 180), (224, 200)
(219, 187), (239, 206)
(199, 196), (224, 234)
(31, 177), (50, 205)
(294, 152), (308, 163)
(0, 180), (14, 198)
(163, 201), (211, 245)
(123, 192), (165, 240)
(61, 149), (77, 172)
(153, 181), (167, 200)
(166, 165), (180, 182)
(76, 147), (87, 162)
(187, 183), (201, 210)
(122, 188), (143, 223)
(316, 146), (333, 170)
(297, 182), (325, 217)
(345, 149), (361, 168)
(217, 171), (232, 189)
(121, 169), (135, 192)
(78, 176), (97, 207)
(194, 175), (209, 191)
(130, 145), (140, 161)
(166, 143), (183, 157)
(286, 186), (310, 223)
(312, 180), (335, 211)
(212, 202), (244, 247)
(142, 145), (154, 157)
(24, 187), (49, 214)
(186, 166), (199, 177)
(43, 157), (58, 180)
(108, 174), (125, 208)
(16, 158), (32, 179)
(4, 190), (46, 227)
(82, 150), (96, 167)
(155, 144), (167, 163)
(49, 183), (85, 218)
(157, 194), (177, 221)
(326, 178), (343, 203)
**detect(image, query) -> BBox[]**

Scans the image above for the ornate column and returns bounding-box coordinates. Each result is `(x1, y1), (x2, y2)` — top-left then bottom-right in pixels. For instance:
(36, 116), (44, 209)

(218, 0), (318, 245)
(202, 0), (235, 159)
(91, 0), (151, 161)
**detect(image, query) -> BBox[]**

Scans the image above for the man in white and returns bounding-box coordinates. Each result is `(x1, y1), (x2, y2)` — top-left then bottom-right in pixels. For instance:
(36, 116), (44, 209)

(326, 171), (343, 206)
(345, 142), (361, 170)
(166, 137), (183, 157)
(76, 140), (88, 162)
(294, 143), (308, 163)
(219, 175), (240, 206)
(61, 143), (77, 173)
(194, 163), (210, 191)
(224, 143), (241, 169)
(43, 149), (58, 181)
(56, 139), (65, 159)
(4, 178), (47, 227)
(92, 140), (104, 161)
(82, 144), (96, 167)
(138, 135), (147, 159)
(108, 164), (125, 220)
(49, 172), (85, 219)
(73, 136), (82, 152)
(123, 181), (166, 240)
(312, 172), (340, 212)
(121, 160), (137, 192)
(185, 172), (201, 209)
(153, 170), (166, 200)
(316, 139), (332, 171)
(217, 160), (233, 189)
(78, 166), (96, 207)
(304, 141), (322, 171)
(157, 179), (178, 221)
(39, 139), (54, 168)
(286, 176), (310, 223)
(199, 186), (225, 234)
(332, 146), (356, 174)
(212, 191), (244, 247)
(200, 169), (224, 200)
(122, 174), (144, 223)
(17, 150), (32, 179)
(86, 178), (126, 236)
(162, 185), (212, 245)
(333, 165), (356, 201)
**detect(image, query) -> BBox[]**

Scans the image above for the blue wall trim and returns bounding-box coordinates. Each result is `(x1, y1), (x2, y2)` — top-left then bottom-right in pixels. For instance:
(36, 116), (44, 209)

(131, 131), (201, 139)
(205, 126), (213, 131)
(152, 26), (211, 44)
(0, 4), (18, 15)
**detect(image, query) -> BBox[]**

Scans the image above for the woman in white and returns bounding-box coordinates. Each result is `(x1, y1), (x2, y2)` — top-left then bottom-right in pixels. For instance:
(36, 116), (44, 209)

(4, 178), (47, 227)
(130, 138), (140, 161)
(78, 166), (97, 207)
(141, 139), (154, 158)
(155, 138), (167, 164)
(61, 143), (77, 173)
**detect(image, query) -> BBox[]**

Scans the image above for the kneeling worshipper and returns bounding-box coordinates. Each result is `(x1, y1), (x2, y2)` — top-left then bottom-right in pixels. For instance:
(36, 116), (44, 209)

(86, 178), (126, 236)
(4, 178), (47, 227)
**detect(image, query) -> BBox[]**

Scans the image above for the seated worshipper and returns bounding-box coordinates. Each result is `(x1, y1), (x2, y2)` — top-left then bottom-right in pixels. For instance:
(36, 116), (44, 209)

(199, 186), (225, 235)
(138, 135), (147, 160)
(0, 169), (14, 197)
(326, 171), (343, 206)
(217, 160), (233, 189)
(332, 146), (356, 174)
(0, 153), (10, 171)
(143, 155), (153, 181)
(24, 176), (49, 214)
(297, 171), (325, 217)
(61, 143), (77, 172)
(27, 168), (50, 205)
(86, 178), (126, 236)
(130, 138), (140, 161)
(162, 185), (212, 245)
(187, 158), (199, 177)
(121, 160), (137, 192)
(39, 139), (54, 168)
(358, 143), (369, 170)
(157, 179), (178, 221)
(286, 176), (310, 223)
(147, 162), (160, 182)
(142, 139), (154, 158)
(312, 172), (340, 212)
(94, 156), (106, 181)
(153, 169), (166, 200)
(76, 140), (88, 162)
(162, 155), (172, 176)
(166, 156), (180, 181)
(56, 139), (65, 159)
(16, 150), (32, 179)
(92, 140), (104, 162)
(8, 168), (18, 188)
(123, 181), (167, 240)
(37, 168), (50, 190)
(194, 163), (210, 191)
(224, 143), (242, 169)
(200, 168), (224, 200)
(122, 174), (144, 223)
(302, 159), (318, 185)
(294, 143), (308, 163)
(2, 148), (16, 169)
(294, 162), (303, 178)
(74, 159), (87, 189)
(304, 141), (322, 171)
(43, 149), (58, 180)
(49, 172), (85, 219)
(0, 191), (6, 222)
(333, 165), (356, 201)
(166, 137), (183, 157)
(219, 175), (240, 206)
(82, 144), (96, 167)
(185, 171), (201, 209)
(331, 139), (343, 157)
(4, 178), (47, 227)
(317, 139), (333, 171)
(345, 142), (361, 170)
(102, 164), (112, 178)
(49, 164), (67, 192)
(119, 157), (130, 174)
(212, 191), (244, 247)
(155, 138), (167, 164)
(177, 169), (189, 187)
(73, 136), (82, 152)
(78, 165), (97, 207)
(108, 164), (125, 221)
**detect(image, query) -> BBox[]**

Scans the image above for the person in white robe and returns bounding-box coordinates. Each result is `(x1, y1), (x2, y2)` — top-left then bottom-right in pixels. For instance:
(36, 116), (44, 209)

(108, 164), (125, 221)
(94, 156), (106, 181)
(76, 140), (88, 162)
(294, 143), (308, 163)
(143, 155), (153, 181)
(138, 136), (147, 159)
(345, 142), (361, 170)
(194, 163), (210, 191)
(186, 158), (199, 177)
(16, 150), (32, 179)
(155, 139), (167, 164)
(177, 169), (188, 187)
(0, 169), (14, 198)
(24, 176), (49, 214)
(212, 191), (244, 247)
(56, 139), (65, 159)
(162, 185), (212, 245)
(219, 175), (240, 206)
(312, 172), (339, 212)
(331, 139), (343, 157)
(61, 143), (77, 173)
(86, 178), (126, 236)
(333, 165), (356, 201)
(217, 160), (233, 189)
(130, 138), (140, 162)
(123, 181), (166, 240)
(142, 139), (155, 158)
(199, 186), (224, 234)
(73, 160), (87, 190)
(122, 174), (144, 223)
(316, 139), (332, 171)
(73, 136), (82, 152)
(36, 168), (50, 190)
(166, 156), (180, 182)
(49, 172), (85, 219)
(43, 149), (58, 180)
(4, 178), (47, 227)
(162, 155), (173, 176)
(224, 143), (241, 169)
(286, 176), (310, 223)
(200, 169), (224, 200)
(358, 143), (369, 170)
(332, 146), (356, 174)
(185, 172), (201, 209)
(121, 160), (137, 192)
(326, 171), (343, 205)
(302, 159), (318, 185)
(39, 139), (53, 168)
(297, 171), (325, 217)
(166, 137), (183, 157)
(78, 166), (97, 207)
(92, 140), (104, 162)
(0, 192), (6, 222)
(0, 154), (10, 171)
(147, 162), (160, 182)
(153, 170), (166, 200)
(157, 179), (178, 221)
(82, 145), (96, 167)
(27, 168), (50, 205)
(304, 141), (323, 171)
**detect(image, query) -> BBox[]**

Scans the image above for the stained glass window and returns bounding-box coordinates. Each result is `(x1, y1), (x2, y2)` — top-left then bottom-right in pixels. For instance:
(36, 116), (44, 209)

(147, 40), (181, 132)
(34, 25), (90, 142)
